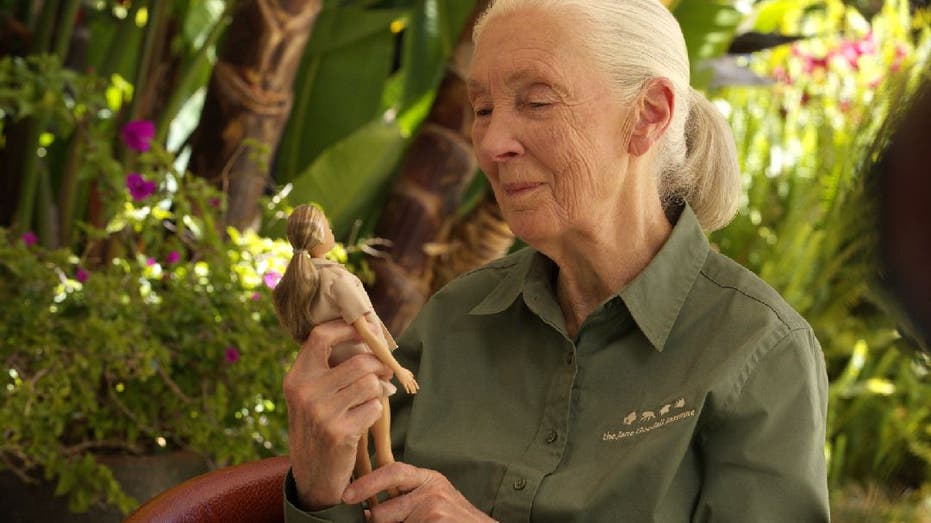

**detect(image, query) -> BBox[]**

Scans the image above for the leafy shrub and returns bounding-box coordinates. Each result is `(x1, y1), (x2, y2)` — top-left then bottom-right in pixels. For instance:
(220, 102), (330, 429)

(0, 167), (305, 512)
(711, 0), (931, 493)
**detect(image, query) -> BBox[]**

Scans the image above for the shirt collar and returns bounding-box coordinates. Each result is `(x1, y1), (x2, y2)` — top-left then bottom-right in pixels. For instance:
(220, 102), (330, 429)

(469, 204), (709, 351)
(468, 250), (536, 316)
(619, 204), (709, 352)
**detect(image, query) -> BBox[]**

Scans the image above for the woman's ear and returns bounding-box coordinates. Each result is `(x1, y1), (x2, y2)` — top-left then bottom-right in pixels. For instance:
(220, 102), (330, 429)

(628, 78), (675, 157)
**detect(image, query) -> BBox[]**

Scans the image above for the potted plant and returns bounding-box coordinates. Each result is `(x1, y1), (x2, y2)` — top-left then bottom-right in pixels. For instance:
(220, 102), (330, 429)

(0, 124), (314, 518)
(0, 61), (367, 519)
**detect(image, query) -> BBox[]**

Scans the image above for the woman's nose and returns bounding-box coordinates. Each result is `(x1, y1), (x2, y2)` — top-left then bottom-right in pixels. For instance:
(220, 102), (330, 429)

(477, 112), (524, 163)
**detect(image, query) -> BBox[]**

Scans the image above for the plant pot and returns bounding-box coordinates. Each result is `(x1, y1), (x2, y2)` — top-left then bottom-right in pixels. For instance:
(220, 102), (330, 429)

(0, 450), (210, 523)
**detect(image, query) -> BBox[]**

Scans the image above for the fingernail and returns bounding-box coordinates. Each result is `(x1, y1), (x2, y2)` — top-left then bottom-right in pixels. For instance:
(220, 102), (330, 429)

(385, 382), (398, 396)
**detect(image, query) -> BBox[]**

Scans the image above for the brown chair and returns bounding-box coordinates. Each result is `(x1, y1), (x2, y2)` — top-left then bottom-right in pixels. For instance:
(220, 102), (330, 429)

(124, 455), (291, 523)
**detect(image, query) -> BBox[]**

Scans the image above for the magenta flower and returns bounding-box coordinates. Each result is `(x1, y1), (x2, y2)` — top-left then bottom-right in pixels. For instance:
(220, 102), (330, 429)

(263, 271), (282, 289)
(76, 268), (89, 283)
(251, 292), (261, 301)
(166, 250), (180, 264)
(209, 197), (221, 208)
(146, 257), (157, 266)
(855, 33), (876, 56)
(126, 172), (157, 201)
(121, 120), (156, 153)
(21, 231), (37, 247)
(802, 55), (829, 74)
(224, 346), (240, 364)
(891, 45), (907, 73)
(838, 42), (861, 70)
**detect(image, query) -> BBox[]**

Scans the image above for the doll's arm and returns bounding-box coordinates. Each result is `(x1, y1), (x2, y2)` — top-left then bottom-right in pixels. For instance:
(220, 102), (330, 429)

(352, 315), (419, 394)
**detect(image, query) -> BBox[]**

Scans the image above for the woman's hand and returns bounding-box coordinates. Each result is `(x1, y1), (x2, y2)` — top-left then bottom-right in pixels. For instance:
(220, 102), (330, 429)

(395, 367), (420, 395)
(283, 320), (393, 510)
(342, 462), (494, 522)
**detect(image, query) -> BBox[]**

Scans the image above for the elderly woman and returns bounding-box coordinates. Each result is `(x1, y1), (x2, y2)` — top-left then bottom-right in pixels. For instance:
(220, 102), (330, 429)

(283, 0), (830, 521)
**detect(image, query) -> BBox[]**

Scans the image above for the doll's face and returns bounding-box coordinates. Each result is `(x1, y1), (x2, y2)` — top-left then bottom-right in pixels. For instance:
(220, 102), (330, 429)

(311, 217), (336, 257)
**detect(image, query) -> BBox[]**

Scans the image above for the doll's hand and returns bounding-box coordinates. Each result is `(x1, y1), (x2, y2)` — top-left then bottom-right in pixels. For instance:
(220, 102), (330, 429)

(395, 367), (419, 395)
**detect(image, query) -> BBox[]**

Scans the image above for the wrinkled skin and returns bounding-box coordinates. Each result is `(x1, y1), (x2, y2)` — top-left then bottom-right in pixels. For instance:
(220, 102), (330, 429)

(468, 7), (634, 253)
(285, 5), (675, 520)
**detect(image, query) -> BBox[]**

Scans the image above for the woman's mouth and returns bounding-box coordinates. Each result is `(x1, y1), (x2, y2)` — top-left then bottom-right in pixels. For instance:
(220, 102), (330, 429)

(503, 182), (543, 197)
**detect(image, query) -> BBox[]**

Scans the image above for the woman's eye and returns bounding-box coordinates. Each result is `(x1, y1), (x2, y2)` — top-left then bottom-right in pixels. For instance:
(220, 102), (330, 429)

(475, 107), (493, 117)
(528, 102), (551, 109)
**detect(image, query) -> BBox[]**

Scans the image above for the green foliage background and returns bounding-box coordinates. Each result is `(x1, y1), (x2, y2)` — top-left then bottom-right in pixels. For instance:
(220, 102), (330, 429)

(1, 0), (930, 518)
(709, 0), (931, 504)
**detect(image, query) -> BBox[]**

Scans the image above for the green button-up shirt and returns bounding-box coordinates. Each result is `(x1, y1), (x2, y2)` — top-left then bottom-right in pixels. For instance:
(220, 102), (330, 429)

(285, 205), (830, 522)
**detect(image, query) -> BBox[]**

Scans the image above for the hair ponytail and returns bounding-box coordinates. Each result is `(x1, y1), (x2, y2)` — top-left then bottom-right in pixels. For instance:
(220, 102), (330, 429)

(673, 89), (741, 232)
(272, 205), (327, 343)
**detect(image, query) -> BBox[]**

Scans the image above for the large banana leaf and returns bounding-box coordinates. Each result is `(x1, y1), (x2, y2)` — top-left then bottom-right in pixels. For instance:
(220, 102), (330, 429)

(276, 5), (404, 184)
(673, 0), (746, 88)
(396, 0), (476, 112)
(287, 118), (406, 239)
(279, 0), (476, 237)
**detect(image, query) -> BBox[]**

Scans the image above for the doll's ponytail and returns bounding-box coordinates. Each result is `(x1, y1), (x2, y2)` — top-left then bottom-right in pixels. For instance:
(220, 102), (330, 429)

(272, 205), (326, 343)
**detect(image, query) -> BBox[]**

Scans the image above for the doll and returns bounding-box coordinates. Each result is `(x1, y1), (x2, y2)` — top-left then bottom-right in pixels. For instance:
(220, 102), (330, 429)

(272, 204), (418, 505)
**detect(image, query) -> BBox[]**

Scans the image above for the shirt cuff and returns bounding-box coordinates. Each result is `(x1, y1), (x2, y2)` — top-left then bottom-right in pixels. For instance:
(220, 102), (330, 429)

(283, 468), (367, 523)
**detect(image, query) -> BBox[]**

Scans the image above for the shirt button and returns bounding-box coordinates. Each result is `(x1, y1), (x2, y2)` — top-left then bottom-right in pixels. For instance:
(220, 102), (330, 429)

(513, 478), (527, 491)
(545, 431), (558, 444)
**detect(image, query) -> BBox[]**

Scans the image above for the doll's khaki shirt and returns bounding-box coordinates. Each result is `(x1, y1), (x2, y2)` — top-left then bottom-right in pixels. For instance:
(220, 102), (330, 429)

(284, 205), (831, 522)
(310, 259), (397, 367)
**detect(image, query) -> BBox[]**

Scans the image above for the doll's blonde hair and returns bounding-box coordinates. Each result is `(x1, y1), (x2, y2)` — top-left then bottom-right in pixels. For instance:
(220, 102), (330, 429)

(272, 204), (328, 343)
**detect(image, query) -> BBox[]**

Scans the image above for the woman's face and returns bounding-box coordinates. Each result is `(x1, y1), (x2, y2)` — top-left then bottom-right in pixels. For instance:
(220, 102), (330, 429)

(468, 7), (634, 247)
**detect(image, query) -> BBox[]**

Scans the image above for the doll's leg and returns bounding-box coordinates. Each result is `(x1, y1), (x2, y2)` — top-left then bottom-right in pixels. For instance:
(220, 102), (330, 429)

(353, 433), (378, 507)
(372, 397), (401, 499)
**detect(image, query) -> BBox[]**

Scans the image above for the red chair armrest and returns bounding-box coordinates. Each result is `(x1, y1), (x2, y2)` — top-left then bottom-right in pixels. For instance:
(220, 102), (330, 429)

(124, 455), (291, 523)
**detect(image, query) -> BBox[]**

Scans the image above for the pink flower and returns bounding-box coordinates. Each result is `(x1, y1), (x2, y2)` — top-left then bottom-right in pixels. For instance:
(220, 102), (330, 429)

(146, 257), (156, 266)
(263, 271), (282, 289)
(166, 250), (180, 264)
(224, 346), (240, 363)
(803, 55), (829, 74)
(126, 172), (157, 201)
(209, 197), (221, 208)
(76, 268), (89, 283)
(891, 45), (907, 73)
(772, 66), (791, 85)
(251, 292), (261, 301)
(838, 41), (861, 70)
(21, 231), (37, 247)
(855, 35), (876, 56)
(120, 120), (156, 153)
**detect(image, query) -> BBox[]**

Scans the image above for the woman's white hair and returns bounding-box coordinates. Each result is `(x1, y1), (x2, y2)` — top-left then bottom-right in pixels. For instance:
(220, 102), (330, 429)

(473, 0), (740, 231)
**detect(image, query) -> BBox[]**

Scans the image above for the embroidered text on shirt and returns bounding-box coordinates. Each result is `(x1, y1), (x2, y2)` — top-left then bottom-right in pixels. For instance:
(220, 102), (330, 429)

(603, 397), (695, 441)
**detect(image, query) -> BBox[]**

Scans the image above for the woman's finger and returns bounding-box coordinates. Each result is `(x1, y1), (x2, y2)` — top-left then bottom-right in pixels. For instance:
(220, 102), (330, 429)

(342, 462), (431, 505)
(364, 491), (420, 523)
(330, 372), (389, 414)
(290, 319), (362, 375)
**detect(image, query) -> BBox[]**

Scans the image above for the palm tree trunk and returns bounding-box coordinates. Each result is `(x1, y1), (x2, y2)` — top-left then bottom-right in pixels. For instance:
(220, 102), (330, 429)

(188, 0), (323, 231)
(429, 191), (514, 294)
(369, 0), (499, 336)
